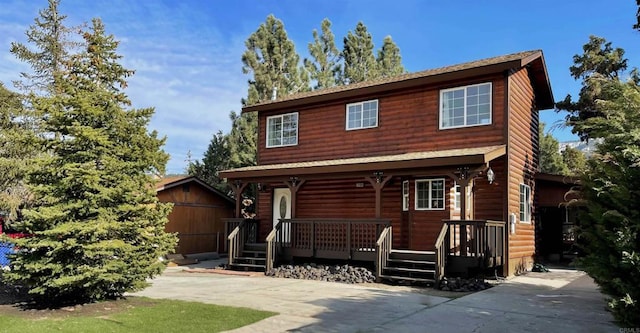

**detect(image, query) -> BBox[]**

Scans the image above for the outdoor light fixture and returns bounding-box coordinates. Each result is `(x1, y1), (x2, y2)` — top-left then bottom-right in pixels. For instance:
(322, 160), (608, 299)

(257, 183), (267, 192)
(373, 171), (384, 183)
(487, 167), (495, 184)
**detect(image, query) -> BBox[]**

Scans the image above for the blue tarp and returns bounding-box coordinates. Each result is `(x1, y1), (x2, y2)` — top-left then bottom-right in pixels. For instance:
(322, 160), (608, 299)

(0, 242), (13, 267)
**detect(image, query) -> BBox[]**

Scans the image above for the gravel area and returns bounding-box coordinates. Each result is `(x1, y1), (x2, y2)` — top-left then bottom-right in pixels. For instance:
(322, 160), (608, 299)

(267, 263), (376, 283)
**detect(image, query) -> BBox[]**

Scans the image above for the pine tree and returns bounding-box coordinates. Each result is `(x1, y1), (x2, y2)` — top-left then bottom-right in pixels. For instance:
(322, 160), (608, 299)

(187, 130), (230, 192)
(562, 146), (588, 175)
(304, 18), (341, 90)
(242, 14), (308, 105)
(0, 83), (36, 223)
(5, 18), (176, 305)
(539, 123), (569, 175)
(10, 0), (77, 95)
(342, 22), (378, 84)
(556, 36), (634, 141)
(377, 36), (405, 77)
(227, 14), (308, 175)
(574, 77), (640, 327)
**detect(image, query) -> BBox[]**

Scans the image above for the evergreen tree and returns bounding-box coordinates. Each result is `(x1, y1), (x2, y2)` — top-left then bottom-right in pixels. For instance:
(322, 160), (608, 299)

(0, 83), (36, 223)
(304, 18), (341, 90)
(539, 123), (569, 175)
(242, 14), (308, 105)
(562, 146), (588, 175)
(574, 77), (640, 327)
(5, 19), (176, 305)
(10, 0), (76, 95)
(376, 35), (405, 77)
(342, 22), (378, 84)
(187, 130), (230, 192)
(228, 14), (308, 174)
(556, 36), (635, 141)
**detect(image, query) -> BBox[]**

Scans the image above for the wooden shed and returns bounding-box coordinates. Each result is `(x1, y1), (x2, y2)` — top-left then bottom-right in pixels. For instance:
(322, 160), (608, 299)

(156, 176), (235, 255)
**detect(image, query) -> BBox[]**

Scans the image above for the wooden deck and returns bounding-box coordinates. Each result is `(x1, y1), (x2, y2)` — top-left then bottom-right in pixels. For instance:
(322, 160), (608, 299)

(228, 218), (506, 283)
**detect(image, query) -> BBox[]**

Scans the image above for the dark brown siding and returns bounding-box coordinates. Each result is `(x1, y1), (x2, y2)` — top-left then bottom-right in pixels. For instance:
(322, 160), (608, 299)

(258, 75), (506, 165)
(474, 156), (507, 221)
(158, 183), (234, 254)
(506, 67), (539, 275)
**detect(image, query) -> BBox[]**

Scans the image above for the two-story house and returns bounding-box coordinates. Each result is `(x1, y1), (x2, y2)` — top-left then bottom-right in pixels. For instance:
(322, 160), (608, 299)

(221, 50), (553, 281)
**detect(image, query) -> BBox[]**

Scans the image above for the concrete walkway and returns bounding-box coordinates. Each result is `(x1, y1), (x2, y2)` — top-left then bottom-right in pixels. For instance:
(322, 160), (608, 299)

(133, 261), (618, 332)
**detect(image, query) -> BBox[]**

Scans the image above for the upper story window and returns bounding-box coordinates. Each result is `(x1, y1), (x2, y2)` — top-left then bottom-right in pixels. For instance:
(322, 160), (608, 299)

(267, 112), (298, 148)
(440, 82), (492, 129)
(346, 100), (378, 130)
(519, 183), (532, 223)
(415, 179), (445, 210)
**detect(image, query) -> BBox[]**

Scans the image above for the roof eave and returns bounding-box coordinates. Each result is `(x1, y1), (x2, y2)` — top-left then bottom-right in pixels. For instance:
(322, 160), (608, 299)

(220, 145), (506, 181)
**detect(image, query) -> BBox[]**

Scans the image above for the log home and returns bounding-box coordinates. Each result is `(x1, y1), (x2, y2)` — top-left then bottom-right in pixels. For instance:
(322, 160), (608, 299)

(220, 50), (553, 282)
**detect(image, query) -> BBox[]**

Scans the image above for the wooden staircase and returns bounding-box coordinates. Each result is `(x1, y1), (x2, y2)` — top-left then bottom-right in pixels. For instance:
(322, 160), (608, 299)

(229, 242), (267, 271)
(378, 249), (436, 285)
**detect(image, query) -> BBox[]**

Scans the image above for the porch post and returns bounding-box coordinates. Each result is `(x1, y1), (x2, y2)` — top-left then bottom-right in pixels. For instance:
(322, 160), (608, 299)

(366, 172), (393, 219)
(230, 180), (249, 218)
(285, 177), (306, 218)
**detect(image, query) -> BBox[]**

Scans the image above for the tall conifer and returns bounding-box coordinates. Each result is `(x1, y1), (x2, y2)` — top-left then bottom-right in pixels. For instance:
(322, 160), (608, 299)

(304, 18), (341, 89)
(342, 22), (378, 84)
(6, 18), (176, 305)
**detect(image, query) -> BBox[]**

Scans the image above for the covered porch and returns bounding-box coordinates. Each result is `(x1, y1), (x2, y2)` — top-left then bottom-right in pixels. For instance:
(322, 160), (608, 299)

(220, 145), (508, 282)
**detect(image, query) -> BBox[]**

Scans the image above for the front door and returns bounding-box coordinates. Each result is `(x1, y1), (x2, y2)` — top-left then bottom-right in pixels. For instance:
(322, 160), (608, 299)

(273, 188), (292, 242)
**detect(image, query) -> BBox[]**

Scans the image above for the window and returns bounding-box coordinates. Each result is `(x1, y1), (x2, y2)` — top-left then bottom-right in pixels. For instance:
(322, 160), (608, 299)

(519, 184), (532, 223)
(402, 180), (409, 211)
(267, 112), (298, 148)
(440, 82), (492, 129)
(454, 183), (461, 210)
(415, 179), (445, 210)
(346, 100), (378, 130)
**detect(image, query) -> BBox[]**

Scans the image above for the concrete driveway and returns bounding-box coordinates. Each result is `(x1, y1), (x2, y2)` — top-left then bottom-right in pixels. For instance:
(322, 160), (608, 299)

(133, 261), (618, 332)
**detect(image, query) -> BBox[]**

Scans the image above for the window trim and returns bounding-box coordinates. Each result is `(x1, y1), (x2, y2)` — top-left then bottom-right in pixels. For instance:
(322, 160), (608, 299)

(415, 178), (446, 211)
(439, 82), (492, 130)
(266, 112), (299, 148)
(519, 183), (532, 223)
(345, 99), (379, 131)
(402, 180), (409, 212)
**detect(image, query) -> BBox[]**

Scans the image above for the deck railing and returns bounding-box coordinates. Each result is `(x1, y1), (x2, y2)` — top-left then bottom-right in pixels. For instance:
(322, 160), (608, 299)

(437, 220), (506, 277)
(267, 219), (391, 266)
(375, 225), (392, 280)
(225, 218), (259, 266)
(265, 220), (281, 273)
(434, 223), (450, 283)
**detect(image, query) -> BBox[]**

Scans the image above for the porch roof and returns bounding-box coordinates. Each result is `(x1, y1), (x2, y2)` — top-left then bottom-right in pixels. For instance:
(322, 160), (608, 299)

(220, 144), (506, 181)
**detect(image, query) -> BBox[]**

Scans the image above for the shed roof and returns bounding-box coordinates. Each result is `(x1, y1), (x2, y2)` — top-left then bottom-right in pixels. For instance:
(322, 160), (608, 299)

(156, 175), (234, 205)
(243, 50), (553, 113)
(220, 145), (506, 180)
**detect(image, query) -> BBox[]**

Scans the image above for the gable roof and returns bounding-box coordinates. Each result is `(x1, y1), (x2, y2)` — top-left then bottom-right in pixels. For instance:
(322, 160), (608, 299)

(156, 175), (234, 205)
(243, 50), (554, 113)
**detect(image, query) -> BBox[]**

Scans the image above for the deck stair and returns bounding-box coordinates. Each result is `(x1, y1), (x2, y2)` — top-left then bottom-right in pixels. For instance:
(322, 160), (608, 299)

(378, 249), (436, 285)
(229, 242), (267, 271)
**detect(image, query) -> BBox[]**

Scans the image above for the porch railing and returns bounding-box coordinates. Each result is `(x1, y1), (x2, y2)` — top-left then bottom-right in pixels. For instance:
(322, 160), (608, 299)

(225, 218), (259, 266)
(265, 220), (281, 273)
(375, 225), (392, 280)
(437, 219), (506, 277)
(434, 223), (449, 283)
(266, 218), (391, 268)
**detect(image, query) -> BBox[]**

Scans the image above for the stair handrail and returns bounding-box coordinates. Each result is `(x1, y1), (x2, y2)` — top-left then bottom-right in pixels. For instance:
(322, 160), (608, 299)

(265, 220), (282, 273)
(434, 223), (450, 283)
(227, 219), (249, 267)
(375, 225), (392, 280)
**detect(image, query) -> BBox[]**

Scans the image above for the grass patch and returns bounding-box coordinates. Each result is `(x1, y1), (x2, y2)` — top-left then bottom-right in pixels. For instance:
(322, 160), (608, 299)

(0, 297), (275, 333)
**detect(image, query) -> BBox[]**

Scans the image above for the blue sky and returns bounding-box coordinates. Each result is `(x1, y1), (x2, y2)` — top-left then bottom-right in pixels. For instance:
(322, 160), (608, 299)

(1, 0), (639, 174)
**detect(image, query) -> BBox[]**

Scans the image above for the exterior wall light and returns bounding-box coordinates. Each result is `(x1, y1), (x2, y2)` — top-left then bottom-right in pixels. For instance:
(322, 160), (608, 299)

(487, 167), (495, 184)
